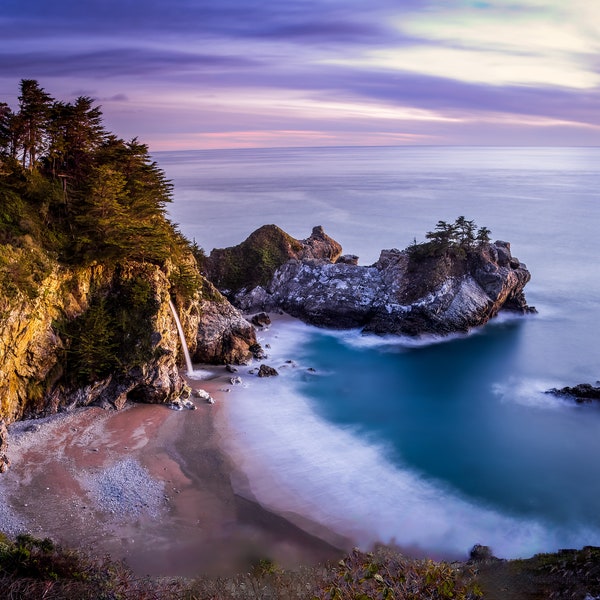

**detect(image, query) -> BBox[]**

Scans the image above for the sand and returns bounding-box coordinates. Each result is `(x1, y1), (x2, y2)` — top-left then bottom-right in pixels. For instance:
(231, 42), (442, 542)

(0, 368), (349, 577)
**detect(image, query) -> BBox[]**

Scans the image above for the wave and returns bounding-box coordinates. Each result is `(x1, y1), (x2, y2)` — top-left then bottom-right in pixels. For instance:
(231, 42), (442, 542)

(221, 373), (600, 559)
(219, 314), (600, 559)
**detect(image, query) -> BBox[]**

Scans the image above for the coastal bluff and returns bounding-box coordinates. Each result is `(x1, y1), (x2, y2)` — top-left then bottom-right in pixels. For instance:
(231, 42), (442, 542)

(205, 224), (535, 336)
(0, 258), (259, 425)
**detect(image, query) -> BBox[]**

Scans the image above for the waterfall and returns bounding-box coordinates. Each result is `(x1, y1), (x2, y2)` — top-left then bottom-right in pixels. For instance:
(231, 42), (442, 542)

(168, 299), (194, 375)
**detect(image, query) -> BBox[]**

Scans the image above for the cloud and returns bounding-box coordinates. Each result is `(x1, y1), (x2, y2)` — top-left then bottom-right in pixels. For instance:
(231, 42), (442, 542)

(0, 47), (260, 79)
(1, 0), (598, 148)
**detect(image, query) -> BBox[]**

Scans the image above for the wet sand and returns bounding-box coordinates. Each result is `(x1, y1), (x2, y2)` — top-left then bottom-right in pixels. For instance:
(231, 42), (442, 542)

(0, 370), (349, 577)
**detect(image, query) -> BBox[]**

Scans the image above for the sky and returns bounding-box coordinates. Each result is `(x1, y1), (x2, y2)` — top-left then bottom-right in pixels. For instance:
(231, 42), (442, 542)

(1, 0), (599, 150)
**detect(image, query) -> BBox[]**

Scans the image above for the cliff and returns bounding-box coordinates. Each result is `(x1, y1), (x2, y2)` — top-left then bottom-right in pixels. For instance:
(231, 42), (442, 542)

(0, 256), (258, 424)
(211, 225), (534, 336)
(0, 80), (262, 427)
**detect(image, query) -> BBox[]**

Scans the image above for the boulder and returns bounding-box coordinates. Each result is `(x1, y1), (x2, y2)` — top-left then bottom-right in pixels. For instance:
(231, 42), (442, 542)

(193, 389), (215, 404)
(258, 364), (279, 378)
(193, 286), (259, 365)
(250, 312), (272, 328)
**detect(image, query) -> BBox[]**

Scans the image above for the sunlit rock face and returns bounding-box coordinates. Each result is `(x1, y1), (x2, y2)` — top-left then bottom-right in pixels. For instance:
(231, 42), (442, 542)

(0, 259), (257, 424)
(214, 226), (534, 337)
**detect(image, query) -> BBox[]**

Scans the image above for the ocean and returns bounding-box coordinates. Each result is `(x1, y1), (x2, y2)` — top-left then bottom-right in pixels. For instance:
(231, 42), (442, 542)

(156, 146), (600, 560)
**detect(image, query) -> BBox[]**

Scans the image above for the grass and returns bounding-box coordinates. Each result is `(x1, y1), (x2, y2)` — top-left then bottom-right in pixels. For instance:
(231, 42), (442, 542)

(3, 532), (600, 599)
(0, 536), (482, 600)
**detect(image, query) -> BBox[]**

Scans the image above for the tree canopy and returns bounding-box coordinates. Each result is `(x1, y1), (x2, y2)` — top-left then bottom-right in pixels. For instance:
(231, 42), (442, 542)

(0, 79), (187, 267)
(409, 216), (492, 259)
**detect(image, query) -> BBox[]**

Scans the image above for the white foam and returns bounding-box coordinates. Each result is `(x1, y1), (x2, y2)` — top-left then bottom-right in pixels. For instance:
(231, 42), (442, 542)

(320, 312), (536, 352)
(492, 377), (577, 411)
(221, 374), (600, 559)
(185, 368), (215, 380)
(221, 315), (600, 558)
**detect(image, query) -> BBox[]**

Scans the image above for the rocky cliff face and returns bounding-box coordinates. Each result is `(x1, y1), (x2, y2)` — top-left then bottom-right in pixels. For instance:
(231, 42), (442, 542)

(0, 259), (258, 425)
(218, 227), (534, 336)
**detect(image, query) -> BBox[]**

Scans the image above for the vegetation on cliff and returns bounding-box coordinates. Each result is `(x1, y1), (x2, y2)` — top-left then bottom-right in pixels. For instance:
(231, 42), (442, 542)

(0, 80), (212, 419)
(205, 224), (305, 292)
(407, 216), (491, 261)
(0, 79), (196, 273)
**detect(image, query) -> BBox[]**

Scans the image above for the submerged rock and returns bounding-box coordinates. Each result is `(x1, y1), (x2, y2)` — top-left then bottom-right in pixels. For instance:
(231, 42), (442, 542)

(214, 225), (535, 337)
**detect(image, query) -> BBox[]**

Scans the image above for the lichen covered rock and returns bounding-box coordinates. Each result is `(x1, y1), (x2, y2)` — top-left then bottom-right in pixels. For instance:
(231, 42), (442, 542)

(215, 226), (535, 337)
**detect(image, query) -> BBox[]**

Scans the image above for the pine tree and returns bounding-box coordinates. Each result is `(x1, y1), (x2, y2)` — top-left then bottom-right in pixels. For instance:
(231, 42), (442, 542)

(0, 102), (11, 156)
(17, 79), (53, 169)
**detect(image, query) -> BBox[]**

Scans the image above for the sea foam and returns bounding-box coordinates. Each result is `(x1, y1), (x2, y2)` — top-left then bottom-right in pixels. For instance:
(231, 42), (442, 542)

(220, 317), (600, 559)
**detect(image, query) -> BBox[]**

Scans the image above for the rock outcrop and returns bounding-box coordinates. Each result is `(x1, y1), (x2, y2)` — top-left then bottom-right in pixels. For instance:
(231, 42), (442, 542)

(546, 383), (600, 404)
(204, 224), (342, 294)
(211, 226), (534, 337)
(190, 283), (260, 365)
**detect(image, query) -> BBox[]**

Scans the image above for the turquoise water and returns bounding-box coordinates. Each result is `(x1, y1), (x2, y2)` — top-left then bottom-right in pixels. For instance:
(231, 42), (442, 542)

(157, 146), (600, 559)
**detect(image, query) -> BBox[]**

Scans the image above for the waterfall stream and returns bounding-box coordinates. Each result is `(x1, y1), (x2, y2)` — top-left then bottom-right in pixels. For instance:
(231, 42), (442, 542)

(168, 299), (194, 375)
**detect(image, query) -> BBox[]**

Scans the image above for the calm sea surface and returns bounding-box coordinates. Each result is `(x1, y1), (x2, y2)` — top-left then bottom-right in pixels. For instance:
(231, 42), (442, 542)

(156, 146), (600, 559)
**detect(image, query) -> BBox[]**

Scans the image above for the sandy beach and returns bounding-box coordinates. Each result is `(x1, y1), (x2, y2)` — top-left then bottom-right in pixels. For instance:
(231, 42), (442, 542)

(0, 364), (349, 577)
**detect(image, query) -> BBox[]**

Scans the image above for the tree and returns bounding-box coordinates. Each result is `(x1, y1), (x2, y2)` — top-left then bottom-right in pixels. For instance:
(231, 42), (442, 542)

(47, 96), (105, 178)
(425, 220), (456, 251)
(65, 298), (119, 382)
(17, 79), (53, 169)
(476, 226), (491, 244)
(0, 102), (11, 156)
(72, 164), (130, 260)
(455, 215), (476, 249)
